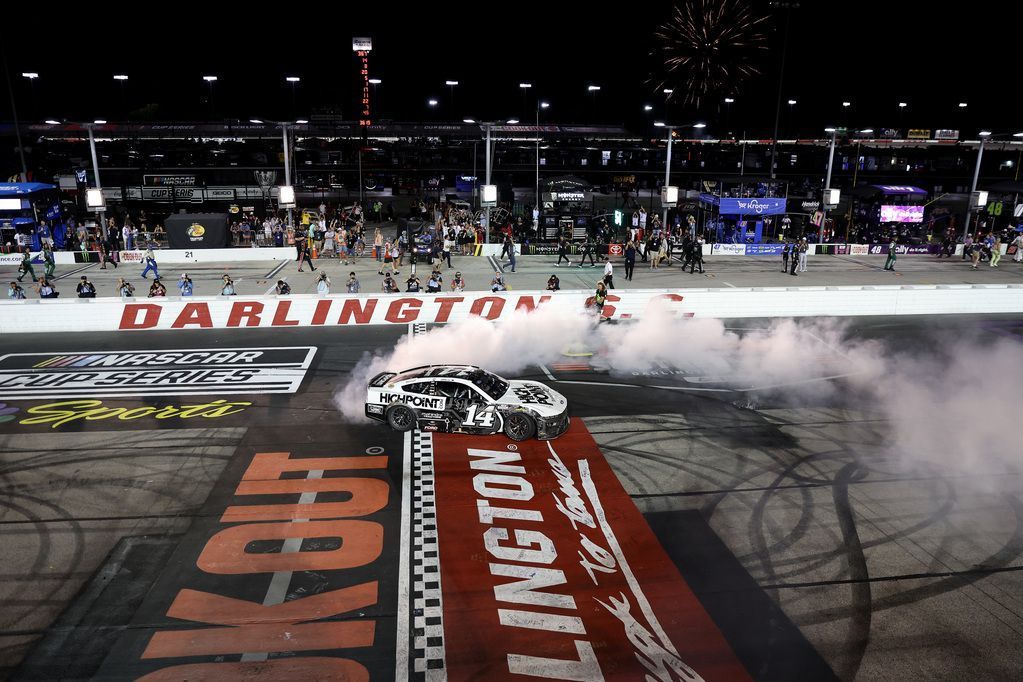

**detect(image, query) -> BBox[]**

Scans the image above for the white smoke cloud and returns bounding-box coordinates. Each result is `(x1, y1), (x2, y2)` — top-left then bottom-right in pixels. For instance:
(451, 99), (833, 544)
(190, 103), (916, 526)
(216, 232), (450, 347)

(333, 306), (1023, 475)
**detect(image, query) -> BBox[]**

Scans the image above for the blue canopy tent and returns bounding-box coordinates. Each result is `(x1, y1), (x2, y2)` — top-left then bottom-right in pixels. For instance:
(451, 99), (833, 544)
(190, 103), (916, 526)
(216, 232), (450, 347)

(698, 193), (787, 243)
(0, 182), (65, 249)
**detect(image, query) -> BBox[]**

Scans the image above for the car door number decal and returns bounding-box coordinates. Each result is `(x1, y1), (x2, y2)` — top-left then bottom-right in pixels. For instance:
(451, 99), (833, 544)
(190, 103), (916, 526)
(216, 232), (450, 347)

(463, 404), (496, 428)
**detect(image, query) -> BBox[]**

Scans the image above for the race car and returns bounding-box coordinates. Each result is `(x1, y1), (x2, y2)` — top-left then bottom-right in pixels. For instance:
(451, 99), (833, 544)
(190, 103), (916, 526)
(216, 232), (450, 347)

(365, 365), (569, 440)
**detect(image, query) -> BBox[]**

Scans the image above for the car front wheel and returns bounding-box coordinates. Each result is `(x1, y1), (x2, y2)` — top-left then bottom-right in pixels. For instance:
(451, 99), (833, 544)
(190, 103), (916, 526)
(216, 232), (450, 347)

(503, 412), (536, 441)
(386, 404), (416, 432)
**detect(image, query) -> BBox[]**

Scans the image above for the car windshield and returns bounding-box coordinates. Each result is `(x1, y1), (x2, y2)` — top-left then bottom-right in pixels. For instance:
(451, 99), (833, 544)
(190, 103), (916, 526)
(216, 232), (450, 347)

(470, 370), (509, 400)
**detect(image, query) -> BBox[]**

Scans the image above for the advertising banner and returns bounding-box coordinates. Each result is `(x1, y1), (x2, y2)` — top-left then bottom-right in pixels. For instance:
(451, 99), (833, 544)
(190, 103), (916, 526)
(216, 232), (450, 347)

(867, 244), (942, 255)
(718, 197), (786, 216)
(711, 243), (747, 255)
(430, 423), (750, 681)
(745, 244), (786, 256)
(166, 214), (230, 249)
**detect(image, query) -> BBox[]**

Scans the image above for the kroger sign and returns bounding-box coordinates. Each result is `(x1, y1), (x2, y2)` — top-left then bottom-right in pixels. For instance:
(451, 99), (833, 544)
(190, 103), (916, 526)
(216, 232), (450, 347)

(719, 197), (787, 216)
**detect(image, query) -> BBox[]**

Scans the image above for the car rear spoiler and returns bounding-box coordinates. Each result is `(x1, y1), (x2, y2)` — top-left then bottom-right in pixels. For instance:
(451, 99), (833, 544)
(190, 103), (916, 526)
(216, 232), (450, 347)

(370, 371), (397, 388)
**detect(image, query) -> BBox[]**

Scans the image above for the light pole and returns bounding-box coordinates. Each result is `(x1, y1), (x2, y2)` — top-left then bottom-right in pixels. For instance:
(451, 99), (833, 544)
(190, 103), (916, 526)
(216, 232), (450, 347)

(588, 85), (600, 121)
(663, 88), (673, 123)
(286, 76), (300, 117)
(655, 121), (706, 231)
(369, 78), (381, 116)
(519, 83), (531, 119)
(768, 1), (797, 180)
(113, 74), (128, 118)
(21, 72), (38, 119)
(3, 54), (29, 181)
(537, 100), (549, 217)
(445, 80), (459, 116)
(963, 132), (989, 242)
(485, 122), (493, 243)
(821, 127), (838, 243)
(724, 97), (734, 133)
(203, 75), (217, 118)
(86, 121), (109, 240)
(254, 119), (296, 226)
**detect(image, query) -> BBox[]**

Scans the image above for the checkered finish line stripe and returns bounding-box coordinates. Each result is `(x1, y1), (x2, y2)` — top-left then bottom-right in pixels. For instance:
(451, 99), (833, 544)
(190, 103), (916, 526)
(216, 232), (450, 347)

(411, 430), (446, 679)
(408, 321), (447, 680)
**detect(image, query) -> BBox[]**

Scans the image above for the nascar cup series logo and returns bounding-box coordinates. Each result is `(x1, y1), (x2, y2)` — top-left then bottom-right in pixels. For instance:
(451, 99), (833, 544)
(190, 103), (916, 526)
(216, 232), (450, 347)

(186, 223), (206, 241)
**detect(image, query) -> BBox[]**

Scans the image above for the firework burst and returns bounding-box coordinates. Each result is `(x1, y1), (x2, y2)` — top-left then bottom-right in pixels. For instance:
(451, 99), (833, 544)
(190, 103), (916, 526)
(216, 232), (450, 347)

(652, 0), (770, 108)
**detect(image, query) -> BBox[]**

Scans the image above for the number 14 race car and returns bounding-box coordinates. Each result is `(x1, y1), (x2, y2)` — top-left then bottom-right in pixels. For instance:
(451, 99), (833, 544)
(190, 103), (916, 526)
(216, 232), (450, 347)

(365, 365), (569, 440)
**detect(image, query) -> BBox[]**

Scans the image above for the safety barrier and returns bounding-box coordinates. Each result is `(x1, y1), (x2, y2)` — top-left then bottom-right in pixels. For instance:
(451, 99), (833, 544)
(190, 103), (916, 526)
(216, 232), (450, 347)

(2, 285), (1021, 334)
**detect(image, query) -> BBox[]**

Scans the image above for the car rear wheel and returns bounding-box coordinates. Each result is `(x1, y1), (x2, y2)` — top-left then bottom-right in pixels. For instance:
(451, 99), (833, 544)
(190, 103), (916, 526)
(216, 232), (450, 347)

(386, 404), (416, 432)
(503, 412), (536, 441)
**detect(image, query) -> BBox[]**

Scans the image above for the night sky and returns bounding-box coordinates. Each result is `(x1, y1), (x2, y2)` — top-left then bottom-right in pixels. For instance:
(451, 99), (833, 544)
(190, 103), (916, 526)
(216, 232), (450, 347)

(3, 2), (1018, 137)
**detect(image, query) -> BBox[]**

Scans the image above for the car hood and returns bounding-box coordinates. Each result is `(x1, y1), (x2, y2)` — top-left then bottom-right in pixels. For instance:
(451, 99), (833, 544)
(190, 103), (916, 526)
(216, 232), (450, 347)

(496, 380), (568, 417)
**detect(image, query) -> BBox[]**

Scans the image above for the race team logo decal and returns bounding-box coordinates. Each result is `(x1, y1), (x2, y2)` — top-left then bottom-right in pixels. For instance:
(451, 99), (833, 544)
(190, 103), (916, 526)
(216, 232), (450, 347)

(0, 347), (315, 400)
(186, 223), (206, 241)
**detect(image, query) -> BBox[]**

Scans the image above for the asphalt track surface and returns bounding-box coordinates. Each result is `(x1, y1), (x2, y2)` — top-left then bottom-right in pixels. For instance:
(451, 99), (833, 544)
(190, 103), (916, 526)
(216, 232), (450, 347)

(1, 315), (1022, 680)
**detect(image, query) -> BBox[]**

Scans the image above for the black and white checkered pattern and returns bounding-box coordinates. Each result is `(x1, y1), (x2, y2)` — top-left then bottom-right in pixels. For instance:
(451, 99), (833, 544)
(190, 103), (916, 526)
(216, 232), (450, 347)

(411, 430), (446, 679)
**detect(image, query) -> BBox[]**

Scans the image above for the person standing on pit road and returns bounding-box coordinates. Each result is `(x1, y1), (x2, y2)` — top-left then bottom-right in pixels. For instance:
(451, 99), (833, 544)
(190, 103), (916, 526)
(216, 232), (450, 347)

(577, 235), (596, 267)
(556, 236), (570, 267)
(990, 237), (1003, 267)
(962, 233), (973, 260)
(782, 241), (790, 273)
(42, 244), (56, 278)
(507, 239), (517, 273)
(443, 230), (455, 269)
(602, 259), (615, 289)
(689, 235), (705, 274)
(789, 240), (799, 275)
(624, 240), (636, 281)
(297, 240), (317, 272)
(798, 238), (809, 273)
(883, 238), (898, 271)
(8, 281), (26, 299)
(1013, 232), (1023, 263)
(500, 234), (513, 261)
(140, 247), (160, 280)
(178, 273), (194, 296)
(16, 249), (37, 283)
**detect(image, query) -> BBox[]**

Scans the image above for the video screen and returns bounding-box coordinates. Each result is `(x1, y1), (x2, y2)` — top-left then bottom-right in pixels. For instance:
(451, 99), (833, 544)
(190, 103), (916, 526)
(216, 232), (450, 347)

(880, 204), (924, 223)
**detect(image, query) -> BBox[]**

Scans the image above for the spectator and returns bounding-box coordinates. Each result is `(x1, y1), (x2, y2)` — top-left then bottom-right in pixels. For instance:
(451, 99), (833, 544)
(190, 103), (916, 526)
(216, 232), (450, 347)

(273, 225), (285, 247)
(141, 247), (160, 280)
(442, 230), (454, 269)
(8, 281), (26, 300)
(118, 278), (135, 298)
(547, 274), (561, 291)
(221, 275), (236, 295)
(178, 273), (194, 296)
(798, 238), (809, 273)
(346, 272), (360, 294)
(149, 278), (167, 297)
(639, 206), (647, 232)
(122, 223), (133, 250)
(491, 272), (506, 292)
(276, 279), (291, 295)
(322, 223), (336, 258)
(451, 271), (466, 292)
(374, 228), (383, 261)
(1013, 232), (1023, 263)
(76, 275), (97, 298)
(37, 277), (59, 298)
(426, 271), (442, 293)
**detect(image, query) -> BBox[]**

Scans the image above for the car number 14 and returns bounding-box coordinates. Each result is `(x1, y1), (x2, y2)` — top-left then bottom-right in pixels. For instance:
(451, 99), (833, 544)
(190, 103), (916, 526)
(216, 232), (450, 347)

(463, 404), (496, 427)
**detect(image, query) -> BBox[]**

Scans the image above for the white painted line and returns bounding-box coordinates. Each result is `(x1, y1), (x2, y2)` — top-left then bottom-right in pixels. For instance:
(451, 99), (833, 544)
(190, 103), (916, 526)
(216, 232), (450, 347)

(241, 468), (324, 663)
(539, 364), (557, 382)
(264, 260), (289, 280)
(395, 429), (413, 682)
(722, 281), (737, 288)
